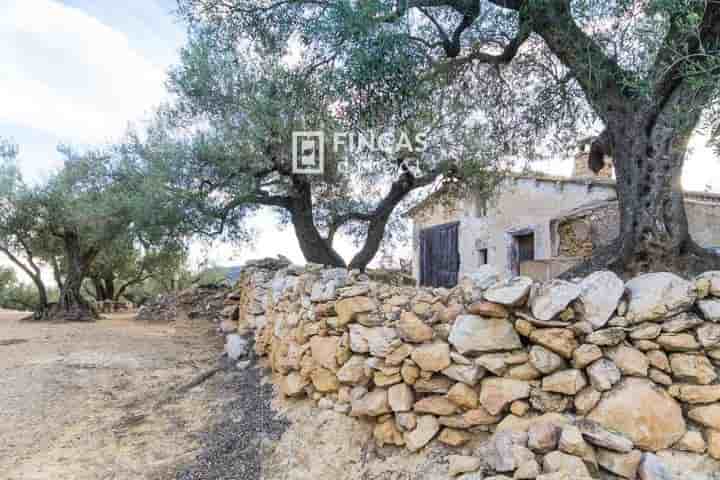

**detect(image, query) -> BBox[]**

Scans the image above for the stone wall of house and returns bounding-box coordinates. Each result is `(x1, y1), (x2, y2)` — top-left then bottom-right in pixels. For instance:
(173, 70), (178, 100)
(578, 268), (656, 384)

(221, 259), (720, 479)
(557, 204), (620, 258)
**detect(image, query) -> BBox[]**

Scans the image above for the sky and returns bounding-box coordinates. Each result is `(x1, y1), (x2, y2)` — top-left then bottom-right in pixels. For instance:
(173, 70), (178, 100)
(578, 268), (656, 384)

(1, 0), (719, 282)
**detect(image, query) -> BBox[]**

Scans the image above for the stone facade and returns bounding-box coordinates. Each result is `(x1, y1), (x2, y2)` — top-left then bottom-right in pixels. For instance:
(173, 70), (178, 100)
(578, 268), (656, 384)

(410, 176), (720, 283)
(219, 261), (720, 479)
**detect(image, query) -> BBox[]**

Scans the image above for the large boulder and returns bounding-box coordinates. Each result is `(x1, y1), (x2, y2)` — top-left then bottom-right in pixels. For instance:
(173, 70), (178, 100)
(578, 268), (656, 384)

(531, 280), (582, 322)
(448, 315), (522, 355)
(577, 271), (625, 328)
(625, 273), (696, 323)
(484, 277), (533, 306)
(587, 378), (686, 451)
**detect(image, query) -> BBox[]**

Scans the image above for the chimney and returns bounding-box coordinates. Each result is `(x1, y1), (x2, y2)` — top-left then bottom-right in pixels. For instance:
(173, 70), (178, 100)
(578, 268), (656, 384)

(573, 139), (613, 179)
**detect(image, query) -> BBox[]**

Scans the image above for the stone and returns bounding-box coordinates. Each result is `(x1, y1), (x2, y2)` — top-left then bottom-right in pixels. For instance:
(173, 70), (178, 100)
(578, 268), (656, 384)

(638, 453), (672, 480)
(587, 378), (686, 451)
(516, 319), (535, 337)
(531, 280), (581, 322)
(634, 340), (660, 351)
(528, 422), (560, 453)
(350, 388), (390, 417)
(463, 407), (502, 426)
(388, 383), (414, 412)
(374, 418), (404, 447)
(225, 333), (249, 360)
(674, 430), (706, 453)
(411, 342), (451, 372)
(572, 344), (603, 369)
(374, 371), (402, 387)
(586, 327), (627, 346)
(335, 296), (376, 326)
(606, 345), (649, 377)
(662, 312), (703, 333)
(448, 382), (479, 409)
(577, 420), (634, 453)
(597, 449), (642, 479)
(670, 353), (717, 384)
(311, 367), (339, 392)
(510, 400), (530, 417)
(398, 311), (434, 343)
(529, 346), (567, 374)
(439, 304), (464, 323)
(337, 355), (370, 384)
(486, 430), (529, 472)
(697, 322), (720, 348)
(529, 328), (578, 359)
(696, 271), (720, 297)
(688, 404), (720, 429)
(404, 415), (440, 452)
(574, 387), (601, 415)
(281, 372), (308, 397)
(396, 412), (417, 431)
(587, 359), (622, 392)
(542, 369), (587, 395)
(513, 446), (540, 479)
(385, 343), (413, 366)
(646, 350), (670, 372)
(348, 325), (399, 357)
(442, 364), (484, 386)
(577, 271), (625, 328)
(698, 299), (720, 322)
(439, 428), (472, 446)
(484, 276), (533, 306)
(630, 323), (662, 340)
(530, 389), (570, 413)
(479, 378), (531, 415)
(468, 301), (509, 318)
(656, 333), (700, 351)
(708, 429), (720, 460)
(542, 451), (590, 476)
(507, 362), (542, 381)
(401, 363), (420, 384)
(648, 368), (672, 385)
(449, 315), (522, 355)
(674, 384), (720, 403)
(448, 455), (482, 476)
(625, 273), (696, 323)
(559, 425), (592, 459)
(310, 335), (340, 371)
(476, 353), (510, 375)
(414, 375), (451, 393)
(414, 396), (458, 415)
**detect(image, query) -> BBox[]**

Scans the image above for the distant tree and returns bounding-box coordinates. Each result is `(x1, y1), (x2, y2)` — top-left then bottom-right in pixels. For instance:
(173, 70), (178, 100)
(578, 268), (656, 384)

(0, 267), (40, 311)
(178, 0), (720, 275)
(146, 26), (505, 270)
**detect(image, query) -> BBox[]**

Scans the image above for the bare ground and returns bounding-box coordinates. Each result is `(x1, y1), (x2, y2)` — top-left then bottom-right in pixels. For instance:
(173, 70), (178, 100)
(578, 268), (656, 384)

(0, 310), (229, 480)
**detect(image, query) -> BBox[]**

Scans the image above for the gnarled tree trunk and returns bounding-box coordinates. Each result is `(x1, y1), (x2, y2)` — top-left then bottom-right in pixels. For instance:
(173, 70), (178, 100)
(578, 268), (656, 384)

(51, 231), (99, 322)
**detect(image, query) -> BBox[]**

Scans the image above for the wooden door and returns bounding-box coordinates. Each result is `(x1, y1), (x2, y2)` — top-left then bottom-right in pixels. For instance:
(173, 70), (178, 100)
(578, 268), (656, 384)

(419, 222), (460, 287)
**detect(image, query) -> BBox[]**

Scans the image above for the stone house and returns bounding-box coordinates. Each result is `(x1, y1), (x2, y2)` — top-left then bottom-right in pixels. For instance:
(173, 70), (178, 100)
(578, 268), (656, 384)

(408, 147), (720, 286)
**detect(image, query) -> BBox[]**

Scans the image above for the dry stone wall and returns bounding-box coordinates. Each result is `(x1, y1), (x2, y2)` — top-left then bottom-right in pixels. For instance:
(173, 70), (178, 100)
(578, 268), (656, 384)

(224, 260), (720, 479)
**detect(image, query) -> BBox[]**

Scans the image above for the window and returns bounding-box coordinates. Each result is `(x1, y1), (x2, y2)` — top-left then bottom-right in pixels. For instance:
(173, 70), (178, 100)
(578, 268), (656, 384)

(478, 248), (488, 266)
(516, 233), (535, 262)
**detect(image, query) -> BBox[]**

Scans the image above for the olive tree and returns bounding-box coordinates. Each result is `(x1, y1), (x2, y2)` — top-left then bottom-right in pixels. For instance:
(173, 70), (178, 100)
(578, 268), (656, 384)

(177, 0), (720, 275)
(148, 24), (507, 270)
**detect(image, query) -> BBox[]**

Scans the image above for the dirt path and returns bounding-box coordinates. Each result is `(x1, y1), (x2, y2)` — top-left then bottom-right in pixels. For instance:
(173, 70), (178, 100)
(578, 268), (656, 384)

(0, 310), (227, 480)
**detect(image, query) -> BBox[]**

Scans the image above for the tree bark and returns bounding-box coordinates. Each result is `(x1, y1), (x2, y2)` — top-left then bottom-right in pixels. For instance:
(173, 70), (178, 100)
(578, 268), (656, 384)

(52, 231), (99, 322)
(288, 178), (347, 268)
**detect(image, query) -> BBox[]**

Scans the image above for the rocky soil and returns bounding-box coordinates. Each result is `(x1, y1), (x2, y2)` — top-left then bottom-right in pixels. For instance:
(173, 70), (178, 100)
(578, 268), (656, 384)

(0, 310), (229, 480)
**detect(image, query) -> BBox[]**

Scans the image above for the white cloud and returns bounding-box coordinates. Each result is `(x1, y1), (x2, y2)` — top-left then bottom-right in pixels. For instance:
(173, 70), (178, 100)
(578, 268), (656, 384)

(0, 0), (167, 141)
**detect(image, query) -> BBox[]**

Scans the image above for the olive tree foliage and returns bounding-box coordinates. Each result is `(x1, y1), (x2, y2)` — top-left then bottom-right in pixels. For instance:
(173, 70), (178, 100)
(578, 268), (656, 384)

(0, 140), (59, 316)
(176, 0), (720, 276)
(148, 18), (508, 270)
